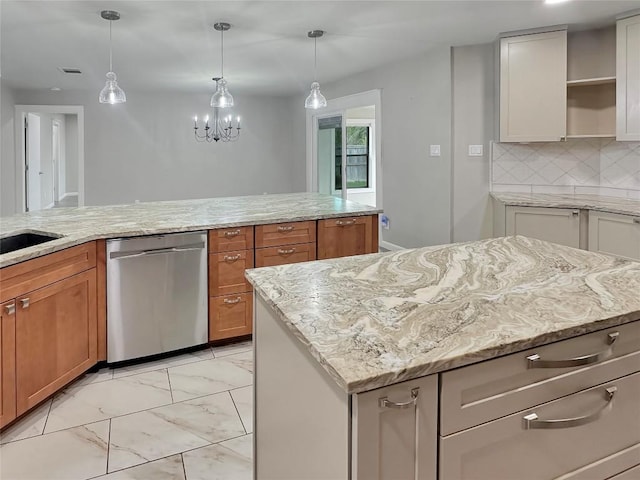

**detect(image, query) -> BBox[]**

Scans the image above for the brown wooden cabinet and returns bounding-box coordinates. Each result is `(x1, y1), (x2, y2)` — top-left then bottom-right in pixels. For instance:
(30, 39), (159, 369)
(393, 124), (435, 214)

(209, 293), (253, 341)
(0, 300), (17, 428)
(317, 215), (378, 259)
(255, 221), (316, 248)
(15, 269), (97, 415)
(255, 243), (317, 268)
(209, 250), (254, 297)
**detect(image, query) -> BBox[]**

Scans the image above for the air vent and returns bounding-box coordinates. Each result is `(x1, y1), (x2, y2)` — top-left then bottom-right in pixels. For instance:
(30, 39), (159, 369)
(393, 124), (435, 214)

(59, 67), (82, 74)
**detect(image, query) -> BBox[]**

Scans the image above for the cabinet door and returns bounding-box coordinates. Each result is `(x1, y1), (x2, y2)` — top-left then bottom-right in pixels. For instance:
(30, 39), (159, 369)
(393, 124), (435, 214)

(506, 206), (581, 248)
(317, 216), (376, 260)
(617, 15), (640, 141)
(0, 301), (17, 428)
(588, 211), (640, 260)
(209, 293), (252, 341)
(209, 250), (254, 297)
(15, 270), (97, 415)
(500, 30), (567, 142)
(352, 375), (437, 480)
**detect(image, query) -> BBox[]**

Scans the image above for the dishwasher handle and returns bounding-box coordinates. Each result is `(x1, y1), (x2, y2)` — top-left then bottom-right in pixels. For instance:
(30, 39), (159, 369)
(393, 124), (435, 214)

(110, 242), (205, 260)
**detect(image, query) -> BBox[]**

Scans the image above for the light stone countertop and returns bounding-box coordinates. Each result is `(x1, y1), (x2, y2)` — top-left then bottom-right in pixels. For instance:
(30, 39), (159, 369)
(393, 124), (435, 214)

(491, 192), (640, 216)
(246, 236), (640, 394)
(0, 193), (381, 268)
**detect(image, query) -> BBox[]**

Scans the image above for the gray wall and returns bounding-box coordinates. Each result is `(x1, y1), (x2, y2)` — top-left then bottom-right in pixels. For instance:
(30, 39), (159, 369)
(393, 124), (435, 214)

(290, 46), (453, 249)
(65, 114), (78, 193)
(6, 89), (297, 208)
(451, 43), (495, 242)
(1, 82), (17, 215)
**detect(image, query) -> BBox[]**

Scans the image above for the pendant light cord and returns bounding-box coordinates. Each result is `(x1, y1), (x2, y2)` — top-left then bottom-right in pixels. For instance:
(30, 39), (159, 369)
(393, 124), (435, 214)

(220, 28), (224, 78)
(109, 20), (113, 72)
(314, 36), (317, 81)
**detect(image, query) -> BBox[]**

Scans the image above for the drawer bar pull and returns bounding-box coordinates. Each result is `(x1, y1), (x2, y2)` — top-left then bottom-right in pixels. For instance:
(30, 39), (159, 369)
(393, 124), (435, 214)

(223, 254), (242, 262)
(526, 332), (619, 369)
(277, 248), (296, 255)
(277, 225), (295, 232)
(379, 387), (420, 409)
(224, 230), (241, 238)
(4, 303), (15, 315)
(20, 298), (30, 309)
(336, 219), (356, 226)
(223, 297), (242, 305)
(523, 386), (617, 430)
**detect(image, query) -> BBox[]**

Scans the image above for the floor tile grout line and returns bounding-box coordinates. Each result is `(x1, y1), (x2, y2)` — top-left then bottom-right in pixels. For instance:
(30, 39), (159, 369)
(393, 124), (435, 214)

(105, 418), (112, 476)
(167, 369), (175, 403)
(181, 452), (188, 480)
(229, 390), (248, 435)
(40, 398), (54, 436)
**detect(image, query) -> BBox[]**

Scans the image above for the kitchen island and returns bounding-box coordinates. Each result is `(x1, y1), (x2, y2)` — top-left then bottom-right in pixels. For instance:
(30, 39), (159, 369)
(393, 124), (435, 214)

(246, 236), (640, 479)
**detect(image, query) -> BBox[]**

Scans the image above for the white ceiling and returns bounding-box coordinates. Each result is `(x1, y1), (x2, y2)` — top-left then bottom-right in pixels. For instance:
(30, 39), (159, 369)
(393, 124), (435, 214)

(2, 0), (638, 96)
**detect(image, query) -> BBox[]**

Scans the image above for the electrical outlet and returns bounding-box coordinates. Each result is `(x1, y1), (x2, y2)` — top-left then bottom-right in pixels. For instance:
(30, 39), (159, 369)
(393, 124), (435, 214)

(381, 215), (390, 230)
(430, 145), (441, 157)
(468, 144), (483, 156)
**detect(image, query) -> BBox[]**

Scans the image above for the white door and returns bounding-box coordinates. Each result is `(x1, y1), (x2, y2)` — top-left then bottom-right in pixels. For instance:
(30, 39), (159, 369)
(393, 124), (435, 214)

(52, 121), (60, 203)
(26, 113), (41, 212)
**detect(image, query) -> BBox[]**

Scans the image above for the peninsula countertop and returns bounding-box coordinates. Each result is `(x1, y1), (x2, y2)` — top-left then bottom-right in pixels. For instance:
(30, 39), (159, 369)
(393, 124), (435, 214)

(246, 236), (640, 394)
(491, 192), (640, 216)
(0, 193), (381, 268)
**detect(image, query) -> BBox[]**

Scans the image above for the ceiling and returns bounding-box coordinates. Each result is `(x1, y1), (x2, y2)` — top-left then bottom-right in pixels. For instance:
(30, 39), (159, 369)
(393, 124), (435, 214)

(2, 0), (638, 96)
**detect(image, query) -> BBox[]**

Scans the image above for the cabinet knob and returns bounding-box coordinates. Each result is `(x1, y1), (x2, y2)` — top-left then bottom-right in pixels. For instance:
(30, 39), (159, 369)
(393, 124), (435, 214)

(4, 303), (15, 315)
(571, 210), (579, 216)
(20, 298), (30, 309)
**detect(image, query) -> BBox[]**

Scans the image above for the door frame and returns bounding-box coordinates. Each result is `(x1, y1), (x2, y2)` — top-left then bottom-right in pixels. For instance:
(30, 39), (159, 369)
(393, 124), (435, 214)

(14, 105), (85, 213)
(305, 89), (382, 209)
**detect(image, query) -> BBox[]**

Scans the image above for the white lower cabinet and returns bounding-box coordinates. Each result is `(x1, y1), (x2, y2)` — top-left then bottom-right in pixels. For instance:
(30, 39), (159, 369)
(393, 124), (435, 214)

(352, 375), (438, 480)
(440, 372), (640, 480)
(506, 206), (582, 248)
(588, 211), (640, 261)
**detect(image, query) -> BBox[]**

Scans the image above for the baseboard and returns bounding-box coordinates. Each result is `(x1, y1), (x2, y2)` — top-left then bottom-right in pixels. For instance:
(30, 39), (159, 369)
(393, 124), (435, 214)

(379, 240), (405, 251)
(61, 192), (78, 200)
(45, 202), (55, 209)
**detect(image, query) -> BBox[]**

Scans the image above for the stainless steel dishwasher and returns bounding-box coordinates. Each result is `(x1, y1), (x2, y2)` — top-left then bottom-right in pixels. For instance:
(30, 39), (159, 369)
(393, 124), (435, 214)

(106, 231), (208, 363)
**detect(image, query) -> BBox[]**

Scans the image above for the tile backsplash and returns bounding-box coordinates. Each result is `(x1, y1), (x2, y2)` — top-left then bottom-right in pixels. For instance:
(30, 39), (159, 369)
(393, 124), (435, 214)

(491, 138), (640, 198)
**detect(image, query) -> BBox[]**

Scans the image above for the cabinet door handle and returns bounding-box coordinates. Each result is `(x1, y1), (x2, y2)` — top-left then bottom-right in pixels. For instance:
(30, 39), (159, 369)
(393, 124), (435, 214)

(277, 248), (296, 255)
(223, 254), (242, 262)
(379, 387), (420, 409)
(571, 210), (579, 216)
(20, 298), (30, 309)
(634, 218), (640, 224)
(526, 332), (618, 369)
(4, 303), (15, 315)
(224, 230), (241, 238)
(277, 225), (295, 232)
(336, 219), (356, 226)
(223, 297), (242, 305)
(523, 386), (616, 430)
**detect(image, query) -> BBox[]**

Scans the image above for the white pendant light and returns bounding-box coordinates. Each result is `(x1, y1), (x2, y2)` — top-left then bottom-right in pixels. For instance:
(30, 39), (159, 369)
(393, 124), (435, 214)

(98, 10), (126, 104)
(210, 22), (234, 108)
(305, 30), (327, 109)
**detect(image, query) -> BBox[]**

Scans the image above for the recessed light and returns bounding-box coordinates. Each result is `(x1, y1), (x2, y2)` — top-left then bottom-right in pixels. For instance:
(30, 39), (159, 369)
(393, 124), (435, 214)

(545, 0), (570, 4)
(50, 87), (61, 91)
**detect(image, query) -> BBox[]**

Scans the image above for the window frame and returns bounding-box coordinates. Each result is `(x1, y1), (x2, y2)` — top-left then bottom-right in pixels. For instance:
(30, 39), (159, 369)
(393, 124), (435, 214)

(334, 119), (375, 194)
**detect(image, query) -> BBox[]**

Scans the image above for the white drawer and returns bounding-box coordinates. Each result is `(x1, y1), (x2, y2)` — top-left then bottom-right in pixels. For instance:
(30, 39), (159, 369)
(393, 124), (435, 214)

(440, 372), (640, 480)
(441, 320), (640, 435)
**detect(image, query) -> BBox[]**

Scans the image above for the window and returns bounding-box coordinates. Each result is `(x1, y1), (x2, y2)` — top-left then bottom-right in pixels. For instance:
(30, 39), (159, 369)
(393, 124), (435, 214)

(335, 125), (370, 190)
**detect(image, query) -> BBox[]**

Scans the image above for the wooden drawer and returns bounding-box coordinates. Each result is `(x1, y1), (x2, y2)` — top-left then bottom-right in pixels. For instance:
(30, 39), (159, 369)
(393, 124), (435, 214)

(209, 250), (253, 297)
(209, 293), (252, 341)
(317, 216), (376, 259)
(440, 372), (640, 480)
(209, 226), (254, 253)
(255, 243), (316, 268)
(440, 320), (640, 436)
(0, 242), (97, 303)
(255, 221), (316, 248)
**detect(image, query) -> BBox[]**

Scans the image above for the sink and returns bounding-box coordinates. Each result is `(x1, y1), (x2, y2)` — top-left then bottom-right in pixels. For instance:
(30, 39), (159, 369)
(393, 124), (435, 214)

(0, 232), (61, 254)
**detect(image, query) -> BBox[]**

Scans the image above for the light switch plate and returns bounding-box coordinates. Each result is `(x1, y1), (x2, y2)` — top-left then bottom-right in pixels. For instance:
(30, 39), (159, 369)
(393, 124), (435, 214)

(430, 145), (441, 157)
(468, 145), (483, 156)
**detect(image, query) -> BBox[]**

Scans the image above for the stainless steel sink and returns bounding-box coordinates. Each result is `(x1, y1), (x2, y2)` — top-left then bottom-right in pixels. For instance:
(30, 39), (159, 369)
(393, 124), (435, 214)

(0, 232), (61, 254)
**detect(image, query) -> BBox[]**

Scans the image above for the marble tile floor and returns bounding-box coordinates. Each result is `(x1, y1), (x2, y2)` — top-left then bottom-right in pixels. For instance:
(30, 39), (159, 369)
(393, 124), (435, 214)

(0, 341), (254, 480)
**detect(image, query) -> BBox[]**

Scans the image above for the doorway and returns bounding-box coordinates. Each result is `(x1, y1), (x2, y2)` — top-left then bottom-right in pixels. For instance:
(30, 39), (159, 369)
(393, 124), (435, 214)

(15, 105), (84, 213)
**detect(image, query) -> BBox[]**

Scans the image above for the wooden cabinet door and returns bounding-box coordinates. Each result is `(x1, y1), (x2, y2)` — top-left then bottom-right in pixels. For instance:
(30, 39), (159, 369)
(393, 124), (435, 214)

(15, 269), (97, 415)
(255, 221), (316, 248)
(500, 30), (567, 142)
(209, 293), (252, 341)
(209, 250), (254, 297)
(589, 211), (640, 260)
(317, 216), (376, 260)
(255, 243), (317, 267)
(617, 15), (640, 141)
(352, 374), (438, 480)
(0, 300), (17, 428)
(506, 206), (581, 248)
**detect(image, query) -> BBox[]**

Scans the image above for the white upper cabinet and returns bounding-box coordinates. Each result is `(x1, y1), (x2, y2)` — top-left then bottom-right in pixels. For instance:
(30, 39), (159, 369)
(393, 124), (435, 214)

(500, 30), (567, 142)
(617, 14), (640, 141)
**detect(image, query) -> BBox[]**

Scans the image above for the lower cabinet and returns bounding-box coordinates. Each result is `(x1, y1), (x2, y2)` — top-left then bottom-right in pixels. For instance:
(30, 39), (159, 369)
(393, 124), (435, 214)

(255, 243), (316, 267)
(15, 269), (97, 415)
(318, 215), (378, 259)
(588, 211), (640, 261)
(352, 374), (438, 480)
(0, 300), (17, 428)
(506, 206), (582, 248)
(209, 293), (253, 341)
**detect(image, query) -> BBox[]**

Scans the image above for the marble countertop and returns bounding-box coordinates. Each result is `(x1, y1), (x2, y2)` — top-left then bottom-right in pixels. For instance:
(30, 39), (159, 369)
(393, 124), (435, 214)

(0, 193), (381, 268)
(491, 192), (640, 216)
(246, 236), (640, 394)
